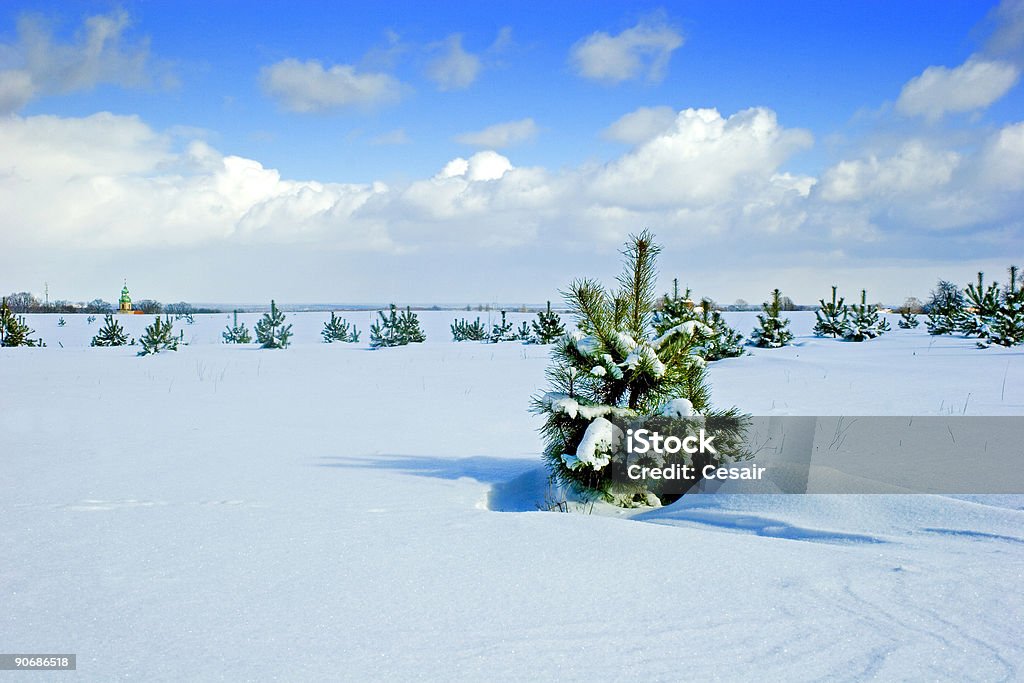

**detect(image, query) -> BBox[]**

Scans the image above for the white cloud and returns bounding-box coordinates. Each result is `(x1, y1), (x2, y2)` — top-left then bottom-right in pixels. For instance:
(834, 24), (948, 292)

(603, 106), (677, 144)
(818, 141), (961, 202)
(426, 34), (481, 91)
(0, 10), (155, 113)
(454, 118), (538, 148)
(0, 113), (391, 250)
(896, 56), (1020, 120)
(590, 108), (814, 208)
(3, 108), (1021, 275)
(986, 0), (1024, 55)
(570, 18), (683, 84)
(260, 58), (402, 112)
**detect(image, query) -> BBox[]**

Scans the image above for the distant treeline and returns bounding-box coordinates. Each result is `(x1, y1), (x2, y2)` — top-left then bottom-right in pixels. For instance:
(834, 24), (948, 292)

(2, 292), (220, 315)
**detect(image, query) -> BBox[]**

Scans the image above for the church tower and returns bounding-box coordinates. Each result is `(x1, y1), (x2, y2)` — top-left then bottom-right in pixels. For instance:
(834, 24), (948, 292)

(118, 281), (133, 313)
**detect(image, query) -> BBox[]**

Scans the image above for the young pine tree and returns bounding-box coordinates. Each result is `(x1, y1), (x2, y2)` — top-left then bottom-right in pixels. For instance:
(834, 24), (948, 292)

(0, 297), (43, 347)
(960, 272), (1001, 339)
(91, 314), (130, 347)
(255, 300), (292, 349)
(533, 231), (743, 503)
(814, 286), (848, 337)
(515, 321), (532, 341)
(451, 317), (488, 342)
(137, 315), (179, 356)
(489, 311), (515, 343)
(370, 305), (425, 348)
(898, 309), (920, 329)
(925, 280), (966, 335)
(694, 298), (745, 360)
(843, 290), (889, 341)
(653, 278), (698, 335)
(751, 289), (794, 348)
(983, 266), (1024, 348)
(222, 310), (253, 344)
(321, 312), (360, 343)
(530, 301), (566, 344)
(57, 317), (66, 327)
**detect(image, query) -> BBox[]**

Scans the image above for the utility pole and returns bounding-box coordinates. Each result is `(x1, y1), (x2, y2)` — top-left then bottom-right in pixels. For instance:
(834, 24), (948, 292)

(44, 282), (49, 307)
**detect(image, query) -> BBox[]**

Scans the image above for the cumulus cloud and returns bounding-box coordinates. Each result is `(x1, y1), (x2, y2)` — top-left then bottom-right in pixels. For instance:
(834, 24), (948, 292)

(570, 17), (683, 84)
(896, 56), (1020, 120)
(454, 118), (538, 148)
(818, 141), (961, 202)
(602, 106), (677, 143)
(3, 107), (1021, 271)
(426, 34), (481, 91)
(590, 108), (814, 208)
(0, 113), (391, 250)
(0, 9), (155, 113)
(260, 59), (402, 112)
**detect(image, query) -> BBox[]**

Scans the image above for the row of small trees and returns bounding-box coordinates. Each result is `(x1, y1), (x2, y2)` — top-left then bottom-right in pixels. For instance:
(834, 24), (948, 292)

(451, 303), (566, 344)
(922, 267), (1023, 347)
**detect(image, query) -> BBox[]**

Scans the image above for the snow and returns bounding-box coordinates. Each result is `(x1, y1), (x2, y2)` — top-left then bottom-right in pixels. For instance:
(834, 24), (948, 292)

(564, 416), (622, 470)
(2, 311), (1023, 680)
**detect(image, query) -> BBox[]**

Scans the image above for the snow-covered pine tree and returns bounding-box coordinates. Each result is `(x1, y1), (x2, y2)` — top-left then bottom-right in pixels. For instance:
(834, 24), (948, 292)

(842, 289), (889, 341)
(925, 280), (966, 335)
(0, 297), (43, 347)
(451, 317), (487, 341)
(57, 317), (66, 327)
(751, 289), (794, 348)
(254, 300), (292, 349)
(321, 312), (360, 343)
(813, 286), (847, 337)
(960, 272), (1001, 339)
(489, 311), (515, 342)
(653, 278), (698, 335)
(91, 314), (130, 347)
(370, 305), (425, 348)
(984, 265), (1024, 348)
(898, 309), (919, 329)
(137, 315), (179, 355)
(398, 307), (425, 344)
(515, 321), (532, 341)
(533, 230), (743, 504)
(86, 315), (96, 325)
(222, 310), (252, 344)
(694, 298), (745, 360)
(530, 301), (565, 344)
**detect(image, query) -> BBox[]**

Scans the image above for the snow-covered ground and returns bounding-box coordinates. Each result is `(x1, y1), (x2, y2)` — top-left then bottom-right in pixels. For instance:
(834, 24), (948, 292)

(2, 311), (1022, 680)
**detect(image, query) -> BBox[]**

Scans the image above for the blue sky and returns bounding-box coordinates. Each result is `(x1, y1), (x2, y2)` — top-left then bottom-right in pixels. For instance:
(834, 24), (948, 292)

(1, 1), (1022, 304)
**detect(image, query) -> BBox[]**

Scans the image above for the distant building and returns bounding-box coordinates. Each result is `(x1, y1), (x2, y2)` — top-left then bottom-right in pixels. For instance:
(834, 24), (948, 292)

(117, 281), (141, 314)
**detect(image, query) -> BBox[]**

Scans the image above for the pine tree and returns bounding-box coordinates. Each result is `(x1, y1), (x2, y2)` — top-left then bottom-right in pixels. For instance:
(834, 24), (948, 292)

(398, 307), (425, 344)
(843, 289), (889, 341)
(0, 297), (43, 347)
(532, 230), (744, 503)
(530, 301), (566, 344)
(960, 272), (1001, 338)
(813, 286), (848, 337)
(984, 266), (1024, 348)
(321, 312), (360, 343)
(370, 305), (425, 348)
(222, 310), (253, 344)
(489, 311), (515, 342)
(137, 315), (179, 356)
(653, 278), (698, 335)
(86, 315), (96, 325)
(694, 298), (745, 360)
(898, 309), (920, 329)
(451, 317), (487, 342)
(514, 321), (532, 341)
(925, 280), (966, 335)
(91, 314), (130, 347)
(254, 300), (292, 349)
(751, 289), (794, 348)
(57, 317), (66, 327)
